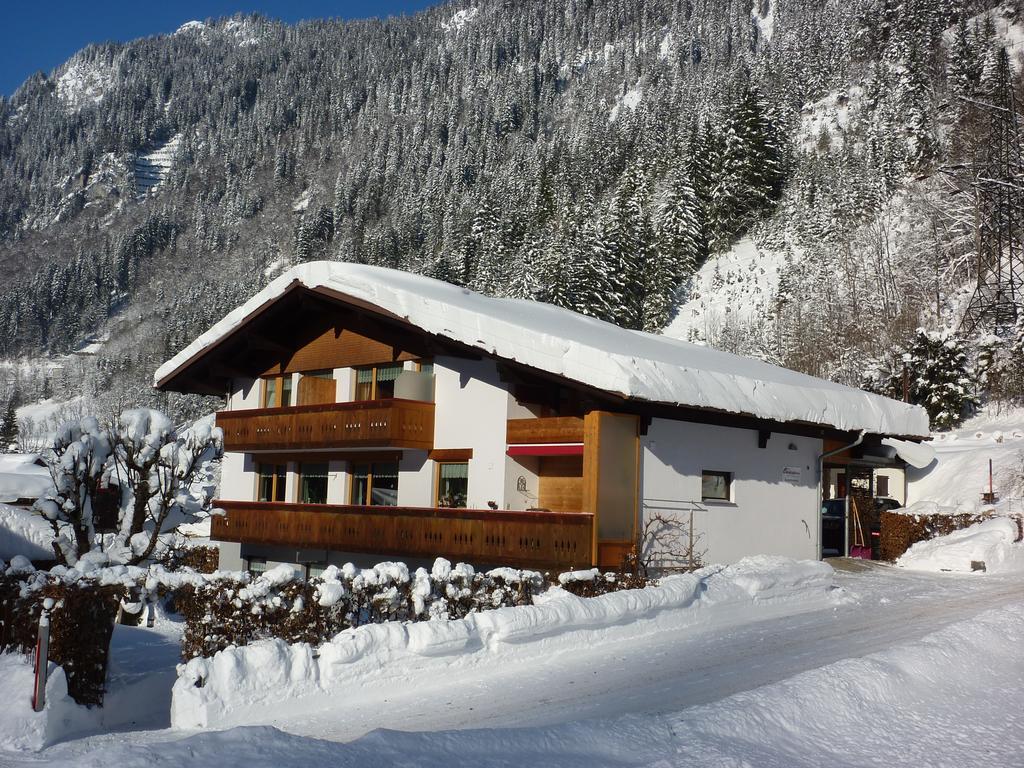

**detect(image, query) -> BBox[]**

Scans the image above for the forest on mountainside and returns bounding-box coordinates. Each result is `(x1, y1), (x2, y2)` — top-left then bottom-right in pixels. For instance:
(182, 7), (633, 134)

(0, 0), (1020, 429)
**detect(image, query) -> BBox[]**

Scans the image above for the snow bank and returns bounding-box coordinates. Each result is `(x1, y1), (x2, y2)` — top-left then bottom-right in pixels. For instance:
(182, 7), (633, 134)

(0, 504), (54, 561)
(0, 654), (100, 752)
(155, 262), (928, 437)
(171, 556), (836, 729)
(897, 517), (1024, 573)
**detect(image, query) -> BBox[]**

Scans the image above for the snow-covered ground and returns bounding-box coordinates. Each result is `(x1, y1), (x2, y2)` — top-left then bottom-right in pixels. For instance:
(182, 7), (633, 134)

(908, 407), (1024, 513)
(4, 561), (1023, 766)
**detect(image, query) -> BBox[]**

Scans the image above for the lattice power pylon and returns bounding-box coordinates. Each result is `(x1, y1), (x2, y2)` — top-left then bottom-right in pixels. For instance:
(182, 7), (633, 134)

(958, 48), (1024, 338)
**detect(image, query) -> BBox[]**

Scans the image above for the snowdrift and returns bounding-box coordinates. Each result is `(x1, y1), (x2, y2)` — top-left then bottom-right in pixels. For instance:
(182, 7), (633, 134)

(171, 556), (836, 730)
(897, 516), (1024, 573)
(0, 504), (54, 561)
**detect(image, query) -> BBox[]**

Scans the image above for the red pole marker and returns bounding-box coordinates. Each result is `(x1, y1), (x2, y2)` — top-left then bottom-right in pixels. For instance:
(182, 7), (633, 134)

(32, 598), (54, 713)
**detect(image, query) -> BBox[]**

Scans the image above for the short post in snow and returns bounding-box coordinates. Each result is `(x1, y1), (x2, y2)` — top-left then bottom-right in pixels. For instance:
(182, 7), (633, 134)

(32, 597), (55, 713)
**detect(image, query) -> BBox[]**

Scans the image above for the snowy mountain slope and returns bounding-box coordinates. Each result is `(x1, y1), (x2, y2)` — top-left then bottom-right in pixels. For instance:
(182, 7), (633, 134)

(663, 237), (795, 345)
(134, 135), (182, 197)
(0, 0), (1018, 428)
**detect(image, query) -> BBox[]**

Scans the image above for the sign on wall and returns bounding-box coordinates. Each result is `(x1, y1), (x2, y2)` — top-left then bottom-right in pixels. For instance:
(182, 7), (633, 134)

(783, 466), (802, 485)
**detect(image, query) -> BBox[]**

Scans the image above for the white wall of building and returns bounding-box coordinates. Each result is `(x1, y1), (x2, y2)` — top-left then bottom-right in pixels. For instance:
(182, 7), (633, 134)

(504, 455), (540, 511)
(641, 419), (822, 565)
(398, 450), (433, 507)
(431, 356), (511, 510)
(220, 451), (255, 500)
(228, 377), (260, 410)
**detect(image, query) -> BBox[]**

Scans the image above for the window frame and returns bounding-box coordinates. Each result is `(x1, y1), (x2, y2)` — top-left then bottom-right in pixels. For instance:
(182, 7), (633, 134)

(353, 363), (405, 401)
(246, 557), (268, 577)
(298, 462), (329, 505)
(701, 470), (733, 503)
(348, 461), (400, 507)
(260, 374), (293, 408)
(256, 463), (287, 503)
(305, 562), (328, 580)
(435, 461), (469, 509)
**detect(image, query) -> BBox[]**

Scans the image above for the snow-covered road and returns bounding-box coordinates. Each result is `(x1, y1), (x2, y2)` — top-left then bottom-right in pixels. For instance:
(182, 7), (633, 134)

(10, 562), (1023, 767)
(281, 563), (1024, 741)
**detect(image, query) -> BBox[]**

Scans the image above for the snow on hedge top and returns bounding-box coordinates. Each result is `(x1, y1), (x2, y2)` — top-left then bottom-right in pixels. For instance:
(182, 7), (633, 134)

(155, 262), (929, 436)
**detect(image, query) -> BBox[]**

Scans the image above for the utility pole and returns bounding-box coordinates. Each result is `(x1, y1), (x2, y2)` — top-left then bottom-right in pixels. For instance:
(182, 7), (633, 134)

(958, 48), (1024, 338)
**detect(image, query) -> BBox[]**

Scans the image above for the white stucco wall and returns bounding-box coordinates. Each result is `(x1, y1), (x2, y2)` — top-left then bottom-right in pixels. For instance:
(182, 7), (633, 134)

(431, 357), (512, 510)
(504, 455), (540, 511)
(228, 378), (260, 410)
(641, 419), (822, 565)
(334, 367), (354, 403)
(398, 450), (433, 507)
(220, 451), (255, 500)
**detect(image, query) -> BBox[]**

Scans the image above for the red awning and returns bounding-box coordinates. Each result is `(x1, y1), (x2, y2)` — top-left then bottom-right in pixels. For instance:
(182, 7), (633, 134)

(507, 443), (584, 457)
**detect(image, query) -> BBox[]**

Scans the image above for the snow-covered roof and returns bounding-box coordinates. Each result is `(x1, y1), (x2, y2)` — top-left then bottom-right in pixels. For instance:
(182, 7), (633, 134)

(0, 454), (52, 504)
(155, 262), (929, 437)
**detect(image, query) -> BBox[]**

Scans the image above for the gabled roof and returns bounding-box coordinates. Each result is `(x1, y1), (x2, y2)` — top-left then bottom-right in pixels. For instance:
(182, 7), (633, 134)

(154, 262), (930, 438)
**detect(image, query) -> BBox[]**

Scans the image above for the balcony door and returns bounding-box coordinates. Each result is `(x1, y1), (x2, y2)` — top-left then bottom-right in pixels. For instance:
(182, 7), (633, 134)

(350, 462), (399, 506)
(299, 463), (329, 504)
(297, 370), (336, 406)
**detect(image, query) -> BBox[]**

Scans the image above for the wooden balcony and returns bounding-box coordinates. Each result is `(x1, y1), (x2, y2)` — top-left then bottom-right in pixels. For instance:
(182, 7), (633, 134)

(211, 500), (595, 570)
(217, 399), (434, 452)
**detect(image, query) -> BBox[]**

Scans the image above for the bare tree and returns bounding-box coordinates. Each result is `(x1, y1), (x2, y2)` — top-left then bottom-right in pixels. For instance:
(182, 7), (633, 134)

(624, 511), (705, 578)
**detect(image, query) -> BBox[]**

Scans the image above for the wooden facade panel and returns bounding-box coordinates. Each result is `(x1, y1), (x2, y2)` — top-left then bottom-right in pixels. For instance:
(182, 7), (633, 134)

(212, 500), (594, 570)
(537, 455), (584, 513)
(297, 375), (337, 406)
(263, 327), (416, 376)
(217, 399), (434, 451)
(596, 540), (634, 570)
(506, 416), (585, 444)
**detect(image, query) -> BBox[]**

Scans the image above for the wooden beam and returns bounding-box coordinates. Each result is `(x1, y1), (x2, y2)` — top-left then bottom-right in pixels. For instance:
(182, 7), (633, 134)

(582, 411), (601, 566)
(428, 448), (474, 461)
(507, 416), (585, 444)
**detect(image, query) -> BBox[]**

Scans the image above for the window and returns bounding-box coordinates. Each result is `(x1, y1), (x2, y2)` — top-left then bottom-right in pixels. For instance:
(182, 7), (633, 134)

(354, 364), (404, 401)
(261, 375), (293, 408)
(299, 463), (329, 504)
(876, 475), (890, 497)
(417, 360), (434, 375)
(701, 470), (732, 502)
(436, 462), (469, 508)
(350, 462), (399, 506)
(305, 562), (328, 580)
(257, 463), (287, 502)
(247, 558), (267, 577)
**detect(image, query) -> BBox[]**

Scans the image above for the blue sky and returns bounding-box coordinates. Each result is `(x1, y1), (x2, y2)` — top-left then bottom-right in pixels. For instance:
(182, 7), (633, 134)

(0, 1), (441, 96)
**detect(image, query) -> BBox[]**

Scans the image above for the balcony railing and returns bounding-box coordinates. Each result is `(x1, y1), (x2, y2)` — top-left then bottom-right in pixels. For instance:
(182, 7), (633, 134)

(211, 500), (594, 570)
(217, 399), (434, 452)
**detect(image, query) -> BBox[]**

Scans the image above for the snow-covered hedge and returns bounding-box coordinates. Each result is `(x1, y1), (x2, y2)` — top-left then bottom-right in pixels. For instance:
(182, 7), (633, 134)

(176, 559), (543, 660)
(0, 553), (245, 705)
(897, 517), (1024, 573)
(880, 502), (1023, 561)
(172, 556), (836, 730)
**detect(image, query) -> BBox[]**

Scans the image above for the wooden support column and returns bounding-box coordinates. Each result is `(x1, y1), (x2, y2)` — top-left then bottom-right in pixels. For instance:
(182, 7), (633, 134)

(583, 410), (641, 569)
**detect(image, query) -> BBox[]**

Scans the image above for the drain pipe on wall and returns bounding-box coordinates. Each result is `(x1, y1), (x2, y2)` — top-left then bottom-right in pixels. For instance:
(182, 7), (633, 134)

(816, 430), (865, 560)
